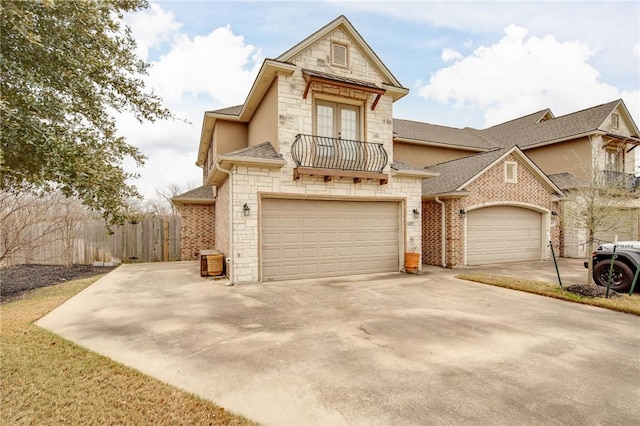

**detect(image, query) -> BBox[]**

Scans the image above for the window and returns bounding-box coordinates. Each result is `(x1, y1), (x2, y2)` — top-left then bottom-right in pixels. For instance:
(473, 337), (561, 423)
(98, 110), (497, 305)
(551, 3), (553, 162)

(505, 162), (517, 183)
(611, 113), (620, 129)
(331, 42), (348, 67)
(605, 148), (622, 172)
(315, 100), (360, 140)
(315, 100), (361, 162)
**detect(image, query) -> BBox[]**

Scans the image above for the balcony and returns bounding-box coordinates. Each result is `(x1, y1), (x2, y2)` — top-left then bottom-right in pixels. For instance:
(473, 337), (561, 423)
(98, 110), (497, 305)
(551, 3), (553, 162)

(603, 171), (639, 192)
(291, 134), (389, 184)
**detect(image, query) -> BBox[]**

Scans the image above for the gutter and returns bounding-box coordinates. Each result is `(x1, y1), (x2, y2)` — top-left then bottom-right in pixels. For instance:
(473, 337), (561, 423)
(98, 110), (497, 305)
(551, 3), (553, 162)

(214, 159), (234, 286)
(435, 196), (446, 268)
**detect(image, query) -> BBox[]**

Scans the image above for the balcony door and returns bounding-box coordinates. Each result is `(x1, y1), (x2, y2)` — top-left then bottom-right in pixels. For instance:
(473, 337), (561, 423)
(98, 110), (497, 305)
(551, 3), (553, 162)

(316, 100), (359, 140)
(315, 100), (360, 166)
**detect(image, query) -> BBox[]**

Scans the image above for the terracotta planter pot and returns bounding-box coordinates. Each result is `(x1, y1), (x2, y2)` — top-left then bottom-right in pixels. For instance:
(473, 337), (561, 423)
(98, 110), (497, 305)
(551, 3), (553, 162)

(405, 252), (420, 274)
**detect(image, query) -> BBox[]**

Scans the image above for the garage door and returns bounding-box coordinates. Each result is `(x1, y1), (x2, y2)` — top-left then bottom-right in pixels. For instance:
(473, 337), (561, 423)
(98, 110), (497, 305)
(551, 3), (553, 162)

(467, 206), (542, 265)
(261, 199), (400, 281)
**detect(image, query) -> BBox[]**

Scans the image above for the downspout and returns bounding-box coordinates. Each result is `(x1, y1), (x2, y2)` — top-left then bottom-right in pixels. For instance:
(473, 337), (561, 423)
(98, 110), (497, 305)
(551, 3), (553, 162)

(435, 196), (446, 267)
(215, 159), (234, 285)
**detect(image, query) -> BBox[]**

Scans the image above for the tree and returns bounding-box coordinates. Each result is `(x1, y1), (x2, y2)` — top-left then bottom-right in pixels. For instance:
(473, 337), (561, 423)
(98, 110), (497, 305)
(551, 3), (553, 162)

(0, 190), (89, 265)
(145, 183), (192, 216)
(562, 140), (638, 284)
(0, 0), (170, 225)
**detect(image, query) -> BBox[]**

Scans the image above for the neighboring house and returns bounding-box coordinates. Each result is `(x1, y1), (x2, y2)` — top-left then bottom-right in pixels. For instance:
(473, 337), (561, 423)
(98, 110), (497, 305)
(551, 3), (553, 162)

(394, 99), (640, 261)
(174, 15), (640, 282)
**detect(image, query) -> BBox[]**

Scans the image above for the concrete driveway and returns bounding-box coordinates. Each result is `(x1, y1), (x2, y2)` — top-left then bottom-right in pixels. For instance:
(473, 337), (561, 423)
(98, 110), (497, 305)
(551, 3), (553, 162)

(38, 260), (640, 425)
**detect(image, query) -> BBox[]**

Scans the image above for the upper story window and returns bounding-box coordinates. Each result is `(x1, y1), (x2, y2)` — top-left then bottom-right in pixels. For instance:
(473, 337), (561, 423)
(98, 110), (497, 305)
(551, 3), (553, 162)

(505, 161), (517, 183)
(605, 148), (622, 172)
(611, 113), (620, 129)
(316, 100), (360, 140)
(331, 41), (348, 68)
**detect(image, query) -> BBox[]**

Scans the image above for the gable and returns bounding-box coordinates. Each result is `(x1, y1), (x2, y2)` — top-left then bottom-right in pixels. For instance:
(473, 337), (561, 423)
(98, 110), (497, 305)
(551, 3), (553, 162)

(277, 16), (406, 96)
(422, 146), (563, 198)
(460, 148), (562, 196)
(464, 153), (559, 204)
(602, 103), (640, 138)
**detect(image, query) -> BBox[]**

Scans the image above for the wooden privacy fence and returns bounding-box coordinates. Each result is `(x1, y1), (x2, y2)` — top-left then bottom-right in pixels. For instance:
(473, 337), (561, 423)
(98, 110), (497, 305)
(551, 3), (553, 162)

(3, 216), (181, 266)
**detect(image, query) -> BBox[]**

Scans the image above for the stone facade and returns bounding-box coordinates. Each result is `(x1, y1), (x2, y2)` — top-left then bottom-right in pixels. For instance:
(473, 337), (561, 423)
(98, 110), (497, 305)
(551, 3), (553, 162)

(177, 203), (215, 260)
(214, 180), (230, 262)
(225, 162), (423, 282)
(204, 24), (423, 283)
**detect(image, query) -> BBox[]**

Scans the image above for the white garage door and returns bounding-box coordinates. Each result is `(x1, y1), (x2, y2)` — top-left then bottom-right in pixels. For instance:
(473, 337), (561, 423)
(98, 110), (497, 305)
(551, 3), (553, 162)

(467, 206), (542, 265)
(262, 199), (400, 281)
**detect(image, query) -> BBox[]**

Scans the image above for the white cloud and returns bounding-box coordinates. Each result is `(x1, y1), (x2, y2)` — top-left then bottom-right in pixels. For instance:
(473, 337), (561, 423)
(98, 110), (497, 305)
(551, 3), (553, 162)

(118, 6), (264, 199)
(149, 27), (262, 105)
(441, 48), (462, 63)
(125, 3), (181, 61)
(634, 43), (640, 58)
(419, 24), (632, 127)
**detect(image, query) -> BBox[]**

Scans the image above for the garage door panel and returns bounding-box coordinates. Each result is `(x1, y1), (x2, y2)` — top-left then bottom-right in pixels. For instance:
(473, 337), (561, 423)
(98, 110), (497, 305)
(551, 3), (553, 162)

(262, 199), (400, 281)
(467, 206), (541, 265)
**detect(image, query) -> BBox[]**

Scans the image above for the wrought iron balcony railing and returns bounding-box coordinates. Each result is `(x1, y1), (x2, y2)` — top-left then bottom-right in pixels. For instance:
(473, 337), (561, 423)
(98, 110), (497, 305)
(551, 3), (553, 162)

(291, 134), (388, 173)
(603, 171), (639, 192)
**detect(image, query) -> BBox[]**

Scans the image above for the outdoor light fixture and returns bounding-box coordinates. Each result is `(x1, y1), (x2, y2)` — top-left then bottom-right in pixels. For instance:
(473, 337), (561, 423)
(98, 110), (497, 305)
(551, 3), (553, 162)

(551, 211), (558, 216)
(459, 209), (467, 216)
(243, 203), (250, 217)
(412, 208), (420, 219)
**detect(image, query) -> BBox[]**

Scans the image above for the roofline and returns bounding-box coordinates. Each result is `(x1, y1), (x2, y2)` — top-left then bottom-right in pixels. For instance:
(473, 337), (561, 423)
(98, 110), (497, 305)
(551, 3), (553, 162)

(609, 99), (640, 136)
(276, 15), (404, 89)
(456, 146), (565, 197)
(391, 169), (440, 179)
(383, 84), (410, 102)
(196, 60), (296, 167)
(520, 130), (606, 150)
(206, 155), (286, 186)
(422, 191), (471, 200)
(171, 198), (215, 205)
(393, 136), (487, 152)
(217, 155), (286, 169)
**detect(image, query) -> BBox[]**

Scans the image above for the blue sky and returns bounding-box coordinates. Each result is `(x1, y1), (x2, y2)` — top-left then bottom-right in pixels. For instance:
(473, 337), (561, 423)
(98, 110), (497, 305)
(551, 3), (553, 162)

(120, 0), (640, 199)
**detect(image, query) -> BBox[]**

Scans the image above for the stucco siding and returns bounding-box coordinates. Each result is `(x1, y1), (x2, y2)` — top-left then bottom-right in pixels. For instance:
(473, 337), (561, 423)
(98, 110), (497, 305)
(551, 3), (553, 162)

(394, 142), (477, 168)
(249, 78), (279, 150)
(525, 137), (592, 180)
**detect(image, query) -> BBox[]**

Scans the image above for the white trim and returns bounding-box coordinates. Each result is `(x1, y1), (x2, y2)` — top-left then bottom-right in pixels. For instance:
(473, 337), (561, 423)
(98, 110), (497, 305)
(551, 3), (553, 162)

(505, 161), (518, 183)
(393, 136), (487, 152)
(456, 146), (565, 197)
(331, 40), (349, 68)
(463, 202), (552, 264)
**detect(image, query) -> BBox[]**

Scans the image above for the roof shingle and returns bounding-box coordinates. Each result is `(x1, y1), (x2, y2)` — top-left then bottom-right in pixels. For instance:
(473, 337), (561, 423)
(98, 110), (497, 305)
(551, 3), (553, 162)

(422, 148), (511, 196)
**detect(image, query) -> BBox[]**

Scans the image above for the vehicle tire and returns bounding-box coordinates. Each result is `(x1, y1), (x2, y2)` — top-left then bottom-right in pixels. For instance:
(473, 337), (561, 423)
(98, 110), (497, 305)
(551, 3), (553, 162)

(592, 260), (633, 292)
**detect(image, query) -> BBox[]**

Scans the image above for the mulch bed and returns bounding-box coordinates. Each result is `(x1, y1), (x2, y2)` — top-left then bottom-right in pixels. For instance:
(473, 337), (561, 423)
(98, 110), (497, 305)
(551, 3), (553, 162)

(1, 264), (118, 303)
(565, 284), (621, 298)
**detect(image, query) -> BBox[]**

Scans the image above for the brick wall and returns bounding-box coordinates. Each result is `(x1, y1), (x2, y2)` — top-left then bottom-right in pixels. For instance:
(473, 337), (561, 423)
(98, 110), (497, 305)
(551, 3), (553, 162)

(422, 201), (442, 265)
(177, 203), (215, 260)
(422, 154), (561, 267)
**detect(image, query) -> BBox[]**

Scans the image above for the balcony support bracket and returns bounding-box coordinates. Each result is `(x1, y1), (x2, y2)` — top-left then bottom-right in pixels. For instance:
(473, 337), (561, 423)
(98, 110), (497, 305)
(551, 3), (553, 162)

(294, 167), (388, 185)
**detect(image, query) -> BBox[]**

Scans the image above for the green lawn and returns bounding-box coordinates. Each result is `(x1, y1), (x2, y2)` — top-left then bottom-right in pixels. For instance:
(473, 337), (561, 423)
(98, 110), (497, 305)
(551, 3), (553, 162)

(1, 276), (257, 425)
(456, 274), (640, 316)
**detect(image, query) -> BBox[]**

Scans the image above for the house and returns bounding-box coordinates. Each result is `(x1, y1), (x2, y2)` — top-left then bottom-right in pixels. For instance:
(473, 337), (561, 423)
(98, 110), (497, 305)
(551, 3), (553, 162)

(173, 15), (640, 282)
(394, 99), (640, 262)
